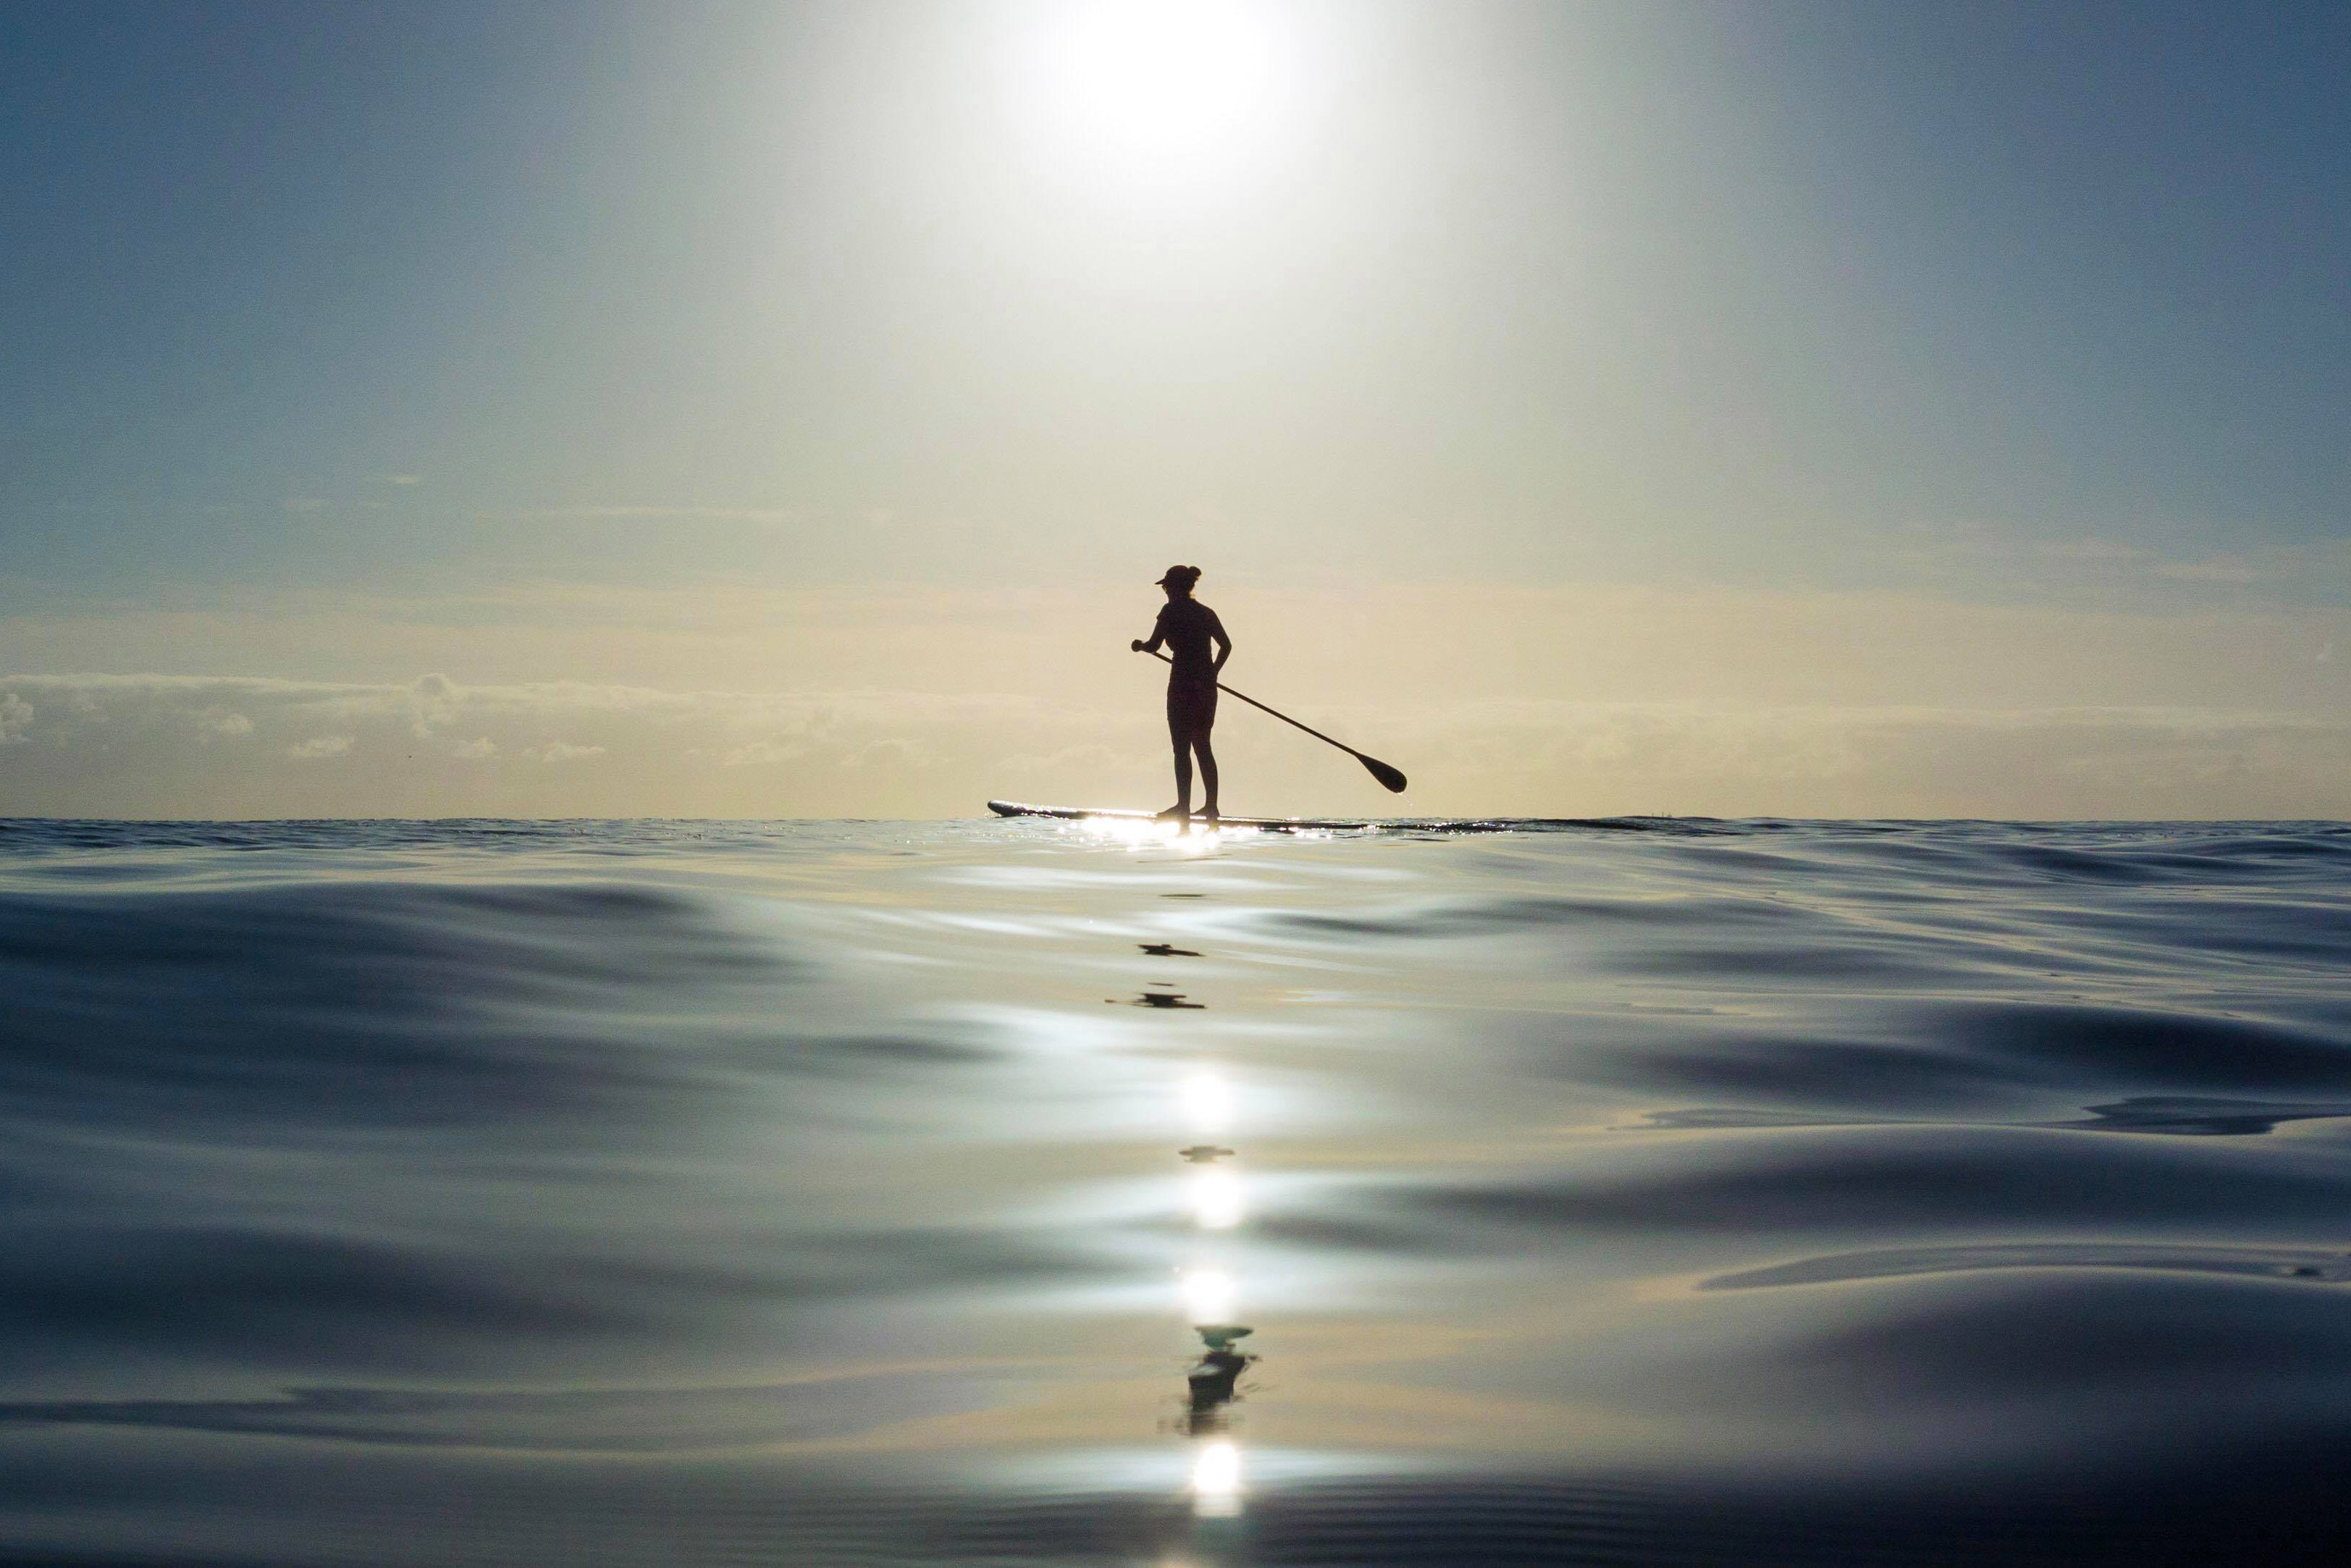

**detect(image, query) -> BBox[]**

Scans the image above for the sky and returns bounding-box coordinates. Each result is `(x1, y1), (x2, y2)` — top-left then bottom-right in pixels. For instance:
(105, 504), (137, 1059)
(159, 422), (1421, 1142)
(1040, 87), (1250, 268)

(2, 0), (2347, 819)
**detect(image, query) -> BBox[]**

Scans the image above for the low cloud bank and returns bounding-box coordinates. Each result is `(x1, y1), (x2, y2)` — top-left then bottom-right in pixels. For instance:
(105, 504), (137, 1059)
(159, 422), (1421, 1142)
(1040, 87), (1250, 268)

(1, 672), (2345, 821)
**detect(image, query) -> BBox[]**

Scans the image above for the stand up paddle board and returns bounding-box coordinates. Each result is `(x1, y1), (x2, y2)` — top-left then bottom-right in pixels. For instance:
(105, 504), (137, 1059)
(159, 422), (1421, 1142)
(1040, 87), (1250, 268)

(987, 800), (1375, 831)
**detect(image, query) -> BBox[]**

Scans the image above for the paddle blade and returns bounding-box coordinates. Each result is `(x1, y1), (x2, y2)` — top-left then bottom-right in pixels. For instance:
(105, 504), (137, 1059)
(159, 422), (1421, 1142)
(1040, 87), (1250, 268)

(1359, 754), (1408, 793)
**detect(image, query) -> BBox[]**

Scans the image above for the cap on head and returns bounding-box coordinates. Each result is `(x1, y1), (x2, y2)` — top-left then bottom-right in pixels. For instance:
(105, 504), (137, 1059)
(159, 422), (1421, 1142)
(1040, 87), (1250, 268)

(1156, 564), (1202, 591)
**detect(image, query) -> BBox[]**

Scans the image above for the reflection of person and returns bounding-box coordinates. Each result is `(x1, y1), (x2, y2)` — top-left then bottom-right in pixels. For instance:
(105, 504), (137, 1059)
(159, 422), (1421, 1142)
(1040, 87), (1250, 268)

(1185, 1325), (1255, 1436)
(1131, 565), (1232, 822)
(1186, 1347), (1251, 1432)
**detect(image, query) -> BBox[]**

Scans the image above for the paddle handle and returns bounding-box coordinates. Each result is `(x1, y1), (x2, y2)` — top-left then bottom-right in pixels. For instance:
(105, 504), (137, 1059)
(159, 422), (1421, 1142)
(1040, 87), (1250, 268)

(1145, 651), (1367, 761)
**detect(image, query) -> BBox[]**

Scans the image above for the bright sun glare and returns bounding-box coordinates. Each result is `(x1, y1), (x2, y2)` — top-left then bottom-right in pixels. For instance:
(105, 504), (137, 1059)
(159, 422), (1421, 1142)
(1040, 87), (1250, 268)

(1191, 1438), (1244, 1517)
(1025, 0), (1290, 185)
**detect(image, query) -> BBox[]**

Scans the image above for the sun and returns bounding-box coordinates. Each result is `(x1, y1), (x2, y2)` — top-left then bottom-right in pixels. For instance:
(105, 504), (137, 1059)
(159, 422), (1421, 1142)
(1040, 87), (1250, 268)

(1021, 1), (1292, 188)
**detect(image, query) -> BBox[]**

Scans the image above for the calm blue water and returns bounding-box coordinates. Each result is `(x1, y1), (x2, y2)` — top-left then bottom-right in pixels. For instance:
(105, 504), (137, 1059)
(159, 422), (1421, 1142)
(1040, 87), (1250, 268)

(5, 816), (2351, 1565)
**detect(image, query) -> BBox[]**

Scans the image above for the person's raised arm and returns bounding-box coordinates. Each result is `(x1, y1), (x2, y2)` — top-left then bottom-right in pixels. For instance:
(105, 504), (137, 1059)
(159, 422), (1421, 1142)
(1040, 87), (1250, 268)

(1131, 604), (1169, 654)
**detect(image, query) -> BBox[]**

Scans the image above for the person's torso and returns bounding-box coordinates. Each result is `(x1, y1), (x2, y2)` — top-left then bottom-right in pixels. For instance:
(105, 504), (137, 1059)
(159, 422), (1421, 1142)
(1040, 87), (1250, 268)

(1158, 599), (1219, 677)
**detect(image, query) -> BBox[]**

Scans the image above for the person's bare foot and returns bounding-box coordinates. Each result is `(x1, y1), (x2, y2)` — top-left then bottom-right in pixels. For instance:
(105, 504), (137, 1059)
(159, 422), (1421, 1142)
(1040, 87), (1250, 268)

(1198, 804), (1221, 825)
(1155, 804), (1193, 822)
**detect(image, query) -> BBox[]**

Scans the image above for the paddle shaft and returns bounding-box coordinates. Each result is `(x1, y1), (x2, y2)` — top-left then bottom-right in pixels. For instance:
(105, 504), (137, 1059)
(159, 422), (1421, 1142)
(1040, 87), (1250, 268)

(1144, 651), (1377, 764)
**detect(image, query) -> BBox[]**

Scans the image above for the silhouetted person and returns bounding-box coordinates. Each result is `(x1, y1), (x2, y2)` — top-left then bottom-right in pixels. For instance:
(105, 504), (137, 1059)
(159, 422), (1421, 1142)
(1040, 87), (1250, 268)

(1132, 565), (1231, 821)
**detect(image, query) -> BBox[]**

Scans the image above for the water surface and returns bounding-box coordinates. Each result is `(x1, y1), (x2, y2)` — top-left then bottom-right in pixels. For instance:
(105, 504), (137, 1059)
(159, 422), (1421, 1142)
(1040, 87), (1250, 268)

(5, 816), (2350, 1564)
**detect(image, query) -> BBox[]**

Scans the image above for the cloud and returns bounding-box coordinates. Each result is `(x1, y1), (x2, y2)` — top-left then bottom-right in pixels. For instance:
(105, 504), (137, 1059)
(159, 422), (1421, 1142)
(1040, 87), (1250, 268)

(840, 736), (927, 772)
(710, 738), (806, 767)
(473, 506), (802, 524)
(203, 712), (253, 736)
(377, 474), (424, 486)
(2034, 538), (2148, 563)
(1883, 531), (2351, 609)
(0, 667), (2346, 822)
(2156, 557), (2270, 585)
(4, 567), (2350, 821)
(0, 672), (1085, 817)
(524, 741), (606, 764)
(408, 673), (461, 738)
(1373, 699), (2351, 819)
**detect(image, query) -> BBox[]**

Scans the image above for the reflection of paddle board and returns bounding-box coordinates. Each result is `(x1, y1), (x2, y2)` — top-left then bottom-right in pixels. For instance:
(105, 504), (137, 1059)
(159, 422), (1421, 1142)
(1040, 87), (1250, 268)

(986, 799), (1373, 831)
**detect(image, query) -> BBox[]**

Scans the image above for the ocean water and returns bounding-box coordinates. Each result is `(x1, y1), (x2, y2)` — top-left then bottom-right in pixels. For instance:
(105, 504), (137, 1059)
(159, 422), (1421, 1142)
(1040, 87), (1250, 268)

(5, 814), (2351, 1566)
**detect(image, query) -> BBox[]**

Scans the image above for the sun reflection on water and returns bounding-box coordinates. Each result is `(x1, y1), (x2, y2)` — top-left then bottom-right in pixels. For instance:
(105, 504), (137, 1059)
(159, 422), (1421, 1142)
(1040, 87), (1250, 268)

(1064, 815), (1256, 855)
(1181, 1267), (1236, 1323)
(1122, 882), (1256, 1549)
(1179, 1068), (1234, 1134)
(1187, 1166), (1244, 1229)
(1190, 1437), (1244, 1518)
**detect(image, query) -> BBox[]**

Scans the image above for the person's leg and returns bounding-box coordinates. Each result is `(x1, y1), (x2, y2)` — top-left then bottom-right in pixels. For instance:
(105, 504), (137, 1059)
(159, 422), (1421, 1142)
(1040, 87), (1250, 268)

(1193, 725), (1219, 819)
(1162, 707), (1194, 818)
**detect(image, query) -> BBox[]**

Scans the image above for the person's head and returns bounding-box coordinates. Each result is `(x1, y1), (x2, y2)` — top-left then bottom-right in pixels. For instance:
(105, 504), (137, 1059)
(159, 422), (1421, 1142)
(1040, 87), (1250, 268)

(1157, 564), (1201, 600)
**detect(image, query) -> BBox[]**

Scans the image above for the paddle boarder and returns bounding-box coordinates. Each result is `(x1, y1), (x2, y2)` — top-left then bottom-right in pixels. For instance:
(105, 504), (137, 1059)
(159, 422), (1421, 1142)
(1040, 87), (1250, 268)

(1132, 565), (1231, 822)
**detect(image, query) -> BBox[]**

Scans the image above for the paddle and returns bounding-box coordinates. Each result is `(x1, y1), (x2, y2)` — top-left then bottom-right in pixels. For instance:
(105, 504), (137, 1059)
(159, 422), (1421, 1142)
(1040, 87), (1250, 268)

(1140, 650), (1408, 793)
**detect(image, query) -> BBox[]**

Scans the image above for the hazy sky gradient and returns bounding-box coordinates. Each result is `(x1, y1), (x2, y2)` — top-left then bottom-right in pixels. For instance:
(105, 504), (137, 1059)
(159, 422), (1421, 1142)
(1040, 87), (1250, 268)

(4, 1), (2346, 817)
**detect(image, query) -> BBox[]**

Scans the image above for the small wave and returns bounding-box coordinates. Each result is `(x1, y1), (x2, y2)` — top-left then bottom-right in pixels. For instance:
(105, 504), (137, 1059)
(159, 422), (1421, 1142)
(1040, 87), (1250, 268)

(2059, 1095), (2351, 1136)
(1631, 1095), (2351, 1138)
(1268, 893), (1802, 940)
(0, 877), (1019, 1133)
(0, 1369), (1040, 1453)
(1703, 1242), (2351, 1291)
(1379, 815), (1733, 836)
(1413, 1126), (2351, 1235)
(1588, 1002), (2351, 1120)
